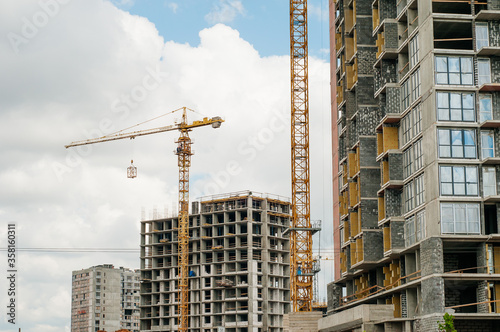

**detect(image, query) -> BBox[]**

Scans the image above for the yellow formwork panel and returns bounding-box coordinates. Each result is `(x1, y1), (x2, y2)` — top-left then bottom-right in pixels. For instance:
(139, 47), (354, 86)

(340, 251), (347, 274)
(349, 182), (358, 207)
(342, 191), (349, 215)
(383, 227), (391, 253)
(345, 8), (354, 32)
(393, 294), (401, 318)
(335, 32), (342, 53)
(495, 284), (500, 313)
(336, 85), (344, 105)
(348, 152), (357, 177)
(382, 160), (390, 185)
(494, 246), (500, 274)
(378, 196), (386, 221)
(357, 238), (363, 262)
(350, 211), (359, 237)
(383, 127), (399, 151)
(350, 242), (357, 266)
(344, 220), (350, 242)
(377, 132), (384, 156)
(346, 36), (355, 60)
(372, 7), (379, 30)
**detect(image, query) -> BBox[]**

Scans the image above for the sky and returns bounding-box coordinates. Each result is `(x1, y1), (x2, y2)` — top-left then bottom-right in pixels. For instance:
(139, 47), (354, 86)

(0, 1), (332, 331)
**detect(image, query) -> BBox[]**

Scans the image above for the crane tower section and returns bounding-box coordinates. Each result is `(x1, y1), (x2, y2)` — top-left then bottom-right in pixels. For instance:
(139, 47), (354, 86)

(289, 0), (314, 312)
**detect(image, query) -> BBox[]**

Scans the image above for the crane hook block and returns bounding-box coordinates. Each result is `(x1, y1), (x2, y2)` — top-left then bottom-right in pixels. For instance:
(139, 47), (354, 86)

(127, 160), (137, 178)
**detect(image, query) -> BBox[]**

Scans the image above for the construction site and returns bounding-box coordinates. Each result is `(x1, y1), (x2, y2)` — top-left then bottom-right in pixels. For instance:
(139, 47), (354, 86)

(65, 1), (326, 332)
(65, 0), (500, 331)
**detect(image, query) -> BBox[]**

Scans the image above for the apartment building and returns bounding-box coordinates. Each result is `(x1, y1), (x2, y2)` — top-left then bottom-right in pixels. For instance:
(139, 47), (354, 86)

(139, 190), (291, 332)
(71, 264), (140, 332)
(325, 0), (500, 331)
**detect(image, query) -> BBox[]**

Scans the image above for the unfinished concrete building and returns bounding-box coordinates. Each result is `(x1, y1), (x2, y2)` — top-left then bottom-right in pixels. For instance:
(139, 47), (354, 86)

(326, 0), (500, 330)
(71, 264), (140, 332)
(140, 191), (291, 332)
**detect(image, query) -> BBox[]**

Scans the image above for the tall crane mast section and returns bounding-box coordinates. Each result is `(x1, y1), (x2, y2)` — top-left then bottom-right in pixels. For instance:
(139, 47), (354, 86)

(289, 0), (314, 312)
(66, 107), (223, 332)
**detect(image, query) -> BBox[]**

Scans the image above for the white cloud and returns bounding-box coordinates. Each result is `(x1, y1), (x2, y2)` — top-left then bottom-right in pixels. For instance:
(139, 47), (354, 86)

(111, 0), (135, 7)
(0, 1), (332, 331)
(205, 0), (245, 24)
(309, 1), (329, 21)
(167, 2), (179, 13)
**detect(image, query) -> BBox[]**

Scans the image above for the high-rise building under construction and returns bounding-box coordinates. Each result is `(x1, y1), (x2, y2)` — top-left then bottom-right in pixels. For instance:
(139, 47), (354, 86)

(140, 191), (291, 332)
(325, 0), (500, 330)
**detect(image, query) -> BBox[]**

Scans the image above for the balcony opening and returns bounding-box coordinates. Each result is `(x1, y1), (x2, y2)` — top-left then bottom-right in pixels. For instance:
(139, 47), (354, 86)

(443, 243), (484, 274)
(432, 0), (471, 14)
(485, 204), (498, 235)
(434, 21), (472, 50)
(445, 280), (478, 313)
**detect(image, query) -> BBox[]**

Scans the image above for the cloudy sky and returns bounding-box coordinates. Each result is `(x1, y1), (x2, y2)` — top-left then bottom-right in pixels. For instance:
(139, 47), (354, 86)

(0, 1), (332, 331)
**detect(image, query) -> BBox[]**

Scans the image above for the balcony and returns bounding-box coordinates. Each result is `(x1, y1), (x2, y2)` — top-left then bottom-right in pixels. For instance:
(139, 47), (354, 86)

(336, 84), (344, 106)
(345, 34), (357, 62)
(335, 31), (343, 54)
(377, 126), (399, 158)
(350, 211), (359, 238)
(346, 59), (358, 90)
(383, 221), (404, 257)
(349, 182), (360, 208)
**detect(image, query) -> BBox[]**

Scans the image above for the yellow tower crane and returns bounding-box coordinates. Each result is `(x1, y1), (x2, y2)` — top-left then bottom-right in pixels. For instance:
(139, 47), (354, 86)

(288, 0), (320, 312)
(65, 107), (224, 332)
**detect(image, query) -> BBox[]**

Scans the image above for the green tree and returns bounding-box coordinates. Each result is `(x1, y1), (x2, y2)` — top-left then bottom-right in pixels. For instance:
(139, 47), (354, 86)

(438, 313), (456, 332)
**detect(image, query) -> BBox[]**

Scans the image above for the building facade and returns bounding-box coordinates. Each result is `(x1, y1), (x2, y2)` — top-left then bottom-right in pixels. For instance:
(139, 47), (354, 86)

(71, 264), (140, 332)
(140, 190), (291, 332)
(327, 0), (500, 330)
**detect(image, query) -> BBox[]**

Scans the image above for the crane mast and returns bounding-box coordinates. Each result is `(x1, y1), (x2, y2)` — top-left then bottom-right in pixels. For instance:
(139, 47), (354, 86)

(176, 112), (192, 332)
(290, 0), (314, 312)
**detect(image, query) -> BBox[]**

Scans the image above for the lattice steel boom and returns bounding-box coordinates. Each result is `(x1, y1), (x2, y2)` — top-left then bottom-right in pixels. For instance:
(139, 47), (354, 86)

(289, 0), (314, 312)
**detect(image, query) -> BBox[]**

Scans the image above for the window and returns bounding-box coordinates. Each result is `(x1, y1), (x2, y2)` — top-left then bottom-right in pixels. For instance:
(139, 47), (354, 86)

(476, 23), (489, 50)
(481, 130), (494, 159)
(438, 129), (476, 159)
(405, 216), (416, 246)
(478, 59), (491, 86)
(414, 139), (423, 171)
(415, 174), (425, 207)
(416, 210), (425, 242)
(437, 92), (475, 122)
(440, 165), (478, 196)
(483, 167), (497, 196)
(404, 139), (423, 179)
(409, 34), (419, 68)
(404, 181), (415, 213)
(435, 56), (473, 85)
(401, 106), (422, 147)
(413, 105), (422, 136)
(401, 79), (410, 110)
(402, 112), (412, 146)
(441, 203), (480, 234)
(405, 210), (425, 246)
(411, 69), (421, 101)
(479, 94), (493, 122)
(403, 147), (413, 179)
